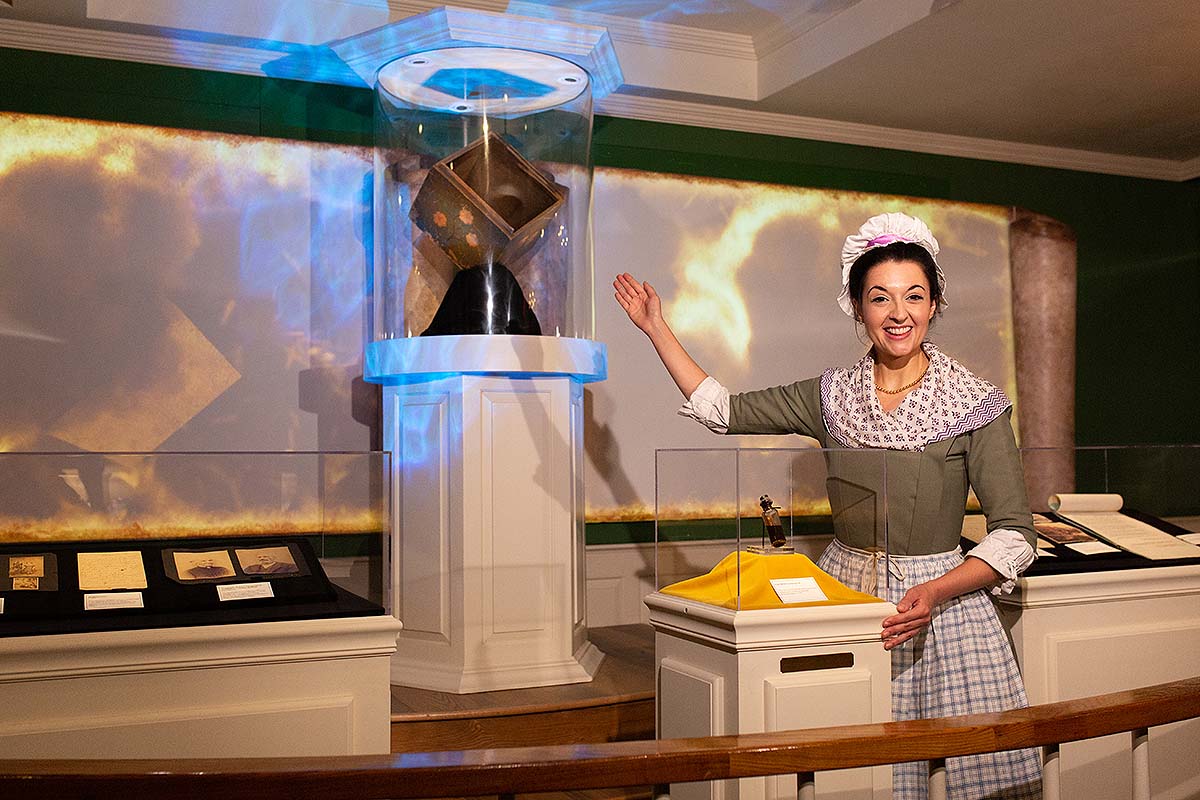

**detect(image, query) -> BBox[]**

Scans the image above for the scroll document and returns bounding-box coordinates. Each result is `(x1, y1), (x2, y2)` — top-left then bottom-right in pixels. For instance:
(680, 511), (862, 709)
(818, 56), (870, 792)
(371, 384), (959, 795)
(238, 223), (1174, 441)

(1049, 494), (1200, 561)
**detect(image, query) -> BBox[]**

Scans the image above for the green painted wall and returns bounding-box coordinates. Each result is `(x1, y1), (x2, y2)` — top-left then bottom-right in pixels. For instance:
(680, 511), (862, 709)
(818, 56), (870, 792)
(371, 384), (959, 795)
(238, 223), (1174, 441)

(3, 47), (1197, 451)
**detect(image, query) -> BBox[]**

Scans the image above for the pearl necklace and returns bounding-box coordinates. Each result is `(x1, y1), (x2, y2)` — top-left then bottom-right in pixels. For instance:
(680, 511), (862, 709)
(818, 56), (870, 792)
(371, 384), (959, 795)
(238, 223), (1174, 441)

(874, 360), (929, 395)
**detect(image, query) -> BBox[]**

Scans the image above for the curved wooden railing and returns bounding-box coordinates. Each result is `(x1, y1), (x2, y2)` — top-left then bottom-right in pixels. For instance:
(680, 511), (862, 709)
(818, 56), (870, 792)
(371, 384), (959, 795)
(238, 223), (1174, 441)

(2, 676), (1198, 800)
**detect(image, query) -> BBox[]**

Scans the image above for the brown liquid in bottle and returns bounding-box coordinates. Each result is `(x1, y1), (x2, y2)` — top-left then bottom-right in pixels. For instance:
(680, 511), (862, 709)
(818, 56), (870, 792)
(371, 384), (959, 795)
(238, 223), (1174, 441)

(759, 494), (786, 548)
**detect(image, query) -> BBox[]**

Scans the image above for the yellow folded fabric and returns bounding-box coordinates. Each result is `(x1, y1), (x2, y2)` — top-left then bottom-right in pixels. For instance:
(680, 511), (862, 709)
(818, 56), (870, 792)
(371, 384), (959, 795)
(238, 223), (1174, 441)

(661, 551), (883, 610)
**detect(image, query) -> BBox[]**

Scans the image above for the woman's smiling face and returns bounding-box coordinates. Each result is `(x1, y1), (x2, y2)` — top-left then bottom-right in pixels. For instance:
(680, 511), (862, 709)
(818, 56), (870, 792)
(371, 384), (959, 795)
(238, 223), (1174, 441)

(855, 259), (936, 364)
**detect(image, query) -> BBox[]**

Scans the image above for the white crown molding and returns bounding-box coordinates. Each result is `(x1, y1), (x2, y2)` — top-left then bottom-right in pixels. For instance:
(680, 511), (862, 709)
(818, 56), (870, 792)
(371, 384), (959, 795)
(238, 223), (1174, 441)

(1, 16), (1193, 182)
(753, 0), (876, 58)
(754, 0), (936, 99)
(505, 1), (756, 59)
(0, 18), (271, 75)
(597, 93), (1195, 182)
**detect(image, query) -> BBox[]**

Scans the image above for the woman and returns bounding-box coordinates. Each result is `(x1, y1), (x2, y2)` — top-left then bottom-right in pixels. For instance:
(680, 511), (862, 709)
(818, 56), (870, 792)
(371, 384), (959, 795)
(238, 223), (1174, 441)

(614, 212), (1042, 800)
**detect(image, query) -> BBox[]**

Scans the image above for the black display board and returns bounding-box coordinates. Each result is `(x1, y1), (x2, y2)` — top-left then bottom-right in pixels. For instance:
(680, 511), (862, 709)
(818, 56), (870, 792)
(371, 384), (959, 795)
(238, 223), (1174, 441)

(0, 535), (384, 636)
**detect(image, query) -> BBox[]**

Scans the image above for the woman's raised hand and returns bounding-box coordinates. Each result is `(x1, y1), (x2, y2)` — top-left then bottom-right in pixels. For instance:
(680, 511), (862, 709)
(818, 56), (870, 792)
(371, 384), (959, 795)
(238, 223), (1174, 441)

(613, 272), (663, 336)
(612, 271), (709, 399)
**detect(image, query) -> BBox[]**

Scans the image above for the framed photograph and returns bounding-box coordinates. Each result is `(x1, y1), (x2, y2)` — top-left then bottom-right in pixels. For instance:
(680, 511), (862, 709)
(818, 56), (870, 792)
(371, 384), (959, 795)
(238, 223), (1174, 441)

(234, 545), (304, 578)
(171, 550), (237, 582)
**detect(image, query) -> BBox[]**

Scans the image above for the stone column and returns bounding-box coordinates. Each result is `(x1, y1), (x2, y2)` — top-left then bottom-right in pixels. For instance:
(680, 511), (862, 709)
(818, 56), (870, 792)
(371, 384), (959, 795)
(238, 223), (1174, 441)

(1009, 208), (1076, 512)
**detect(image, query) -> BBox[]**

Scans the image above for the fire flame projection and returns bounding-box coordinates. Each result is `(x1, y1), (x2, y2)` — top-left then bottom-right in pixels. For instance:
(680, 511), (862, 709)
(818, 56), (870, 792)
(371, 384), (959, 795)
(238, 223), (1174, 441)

(0, 112), (377, 543)
(589, 168), (1015, 523)
(0, 452), (385, 544)
(0, 111), (1014, 538)
(665, 189), (839, 361)
(0, 112), (372, 455)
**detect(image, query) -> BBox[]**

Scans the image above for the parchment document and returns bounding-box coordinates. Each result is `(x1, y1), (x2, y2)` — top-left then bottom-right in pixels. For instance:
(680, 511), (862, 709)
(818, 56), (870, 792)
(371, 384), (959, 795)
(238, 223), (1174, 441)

(1049, 494), (1200, 561)
(77, 551), (148, 590)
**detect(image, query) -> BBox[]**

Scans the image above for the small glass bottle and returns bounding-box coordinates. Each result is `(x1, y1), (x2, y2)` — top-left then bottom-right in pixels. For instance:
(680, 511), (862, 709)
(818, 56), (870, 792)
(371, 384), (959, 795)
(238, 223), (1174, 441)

(759, 494), (786, 548)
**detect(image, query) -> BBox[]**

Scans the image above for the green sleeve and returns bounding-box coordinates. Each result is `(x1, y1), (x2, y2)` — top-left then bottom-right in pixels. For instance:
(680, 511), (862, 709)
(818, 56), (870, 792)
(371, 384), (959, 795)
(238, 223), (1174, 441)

(966, 409), (1037, 548)
(727, 377), (825, 442)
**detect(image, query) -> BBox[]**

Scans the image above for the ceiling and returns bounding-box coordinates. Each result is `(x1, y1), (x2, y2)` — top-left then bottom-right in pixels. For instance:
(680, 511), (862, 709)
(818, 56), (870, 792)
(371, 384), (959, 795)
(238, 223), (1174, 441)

(2, 0), (1198, 180)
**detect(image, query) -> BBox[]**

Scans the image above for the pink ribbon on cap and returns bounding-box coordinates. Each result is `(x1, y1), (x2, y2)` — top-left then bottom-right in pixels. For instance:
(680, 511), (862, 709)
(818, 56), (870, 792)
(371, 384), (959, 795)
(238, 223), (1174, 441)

(866, 233), (912, 247)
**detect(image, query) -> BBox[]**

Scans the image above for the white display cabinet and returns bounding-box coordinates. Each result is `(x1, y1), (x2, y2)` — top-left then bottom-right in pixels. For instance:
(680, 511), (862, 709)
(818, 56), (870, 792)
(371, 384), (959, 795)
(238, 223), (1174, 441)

(1000, 445), (1200, 800)
(646, 447), (895, 800)
(0, 451), (400, 758)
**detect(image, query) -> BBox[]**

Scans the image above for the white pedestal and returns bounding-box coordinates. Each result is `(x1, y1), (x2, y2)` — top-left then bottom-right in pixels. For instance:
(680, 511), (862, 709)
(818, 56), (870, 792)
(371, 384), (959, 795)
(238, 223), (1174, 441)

(997, 565), (1200, 800)
(384, 356), (603, 692)
(646, 591), (895, 800)
(0, 615), (403, 758)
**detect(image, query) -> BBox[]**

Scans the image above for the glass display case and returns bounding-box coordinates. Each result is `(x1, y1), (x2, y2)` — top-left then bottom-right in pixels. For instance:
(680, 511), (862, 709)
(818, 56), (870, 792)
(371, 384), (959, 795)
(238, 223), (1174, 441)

(654, 446), (891, 610)
(994, 445), (1200, 800)
(369, 46), (595, 347)
(652, 444), (1200, 610)
(1013, 444), (1200, 576)
(0, 451), (390, 636)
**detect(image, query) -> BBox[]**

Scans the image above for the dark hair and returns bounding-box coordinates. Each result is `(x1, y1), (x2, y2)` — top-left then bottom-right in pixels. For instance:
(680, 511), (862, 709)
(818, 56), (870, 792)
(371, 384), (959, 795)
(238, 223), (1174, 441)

(847, 241), (943, 318)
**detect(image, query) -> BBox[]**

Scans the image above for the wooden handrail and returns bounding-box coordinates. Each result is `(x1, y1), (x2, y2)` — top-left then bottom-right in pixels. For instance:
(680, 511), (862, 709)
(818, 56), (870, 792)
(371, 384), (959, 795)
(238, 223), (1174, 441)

(2, 676), (1198, 800)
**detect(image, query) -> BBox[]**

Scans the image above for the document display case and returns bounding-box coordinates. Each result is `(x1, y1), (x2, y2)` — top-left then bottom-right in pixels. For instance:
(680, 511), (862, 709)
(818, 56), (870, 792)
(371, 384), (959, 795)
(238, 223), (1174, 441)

(998, 446), (1200, 800)
(0, 451), (400, 758)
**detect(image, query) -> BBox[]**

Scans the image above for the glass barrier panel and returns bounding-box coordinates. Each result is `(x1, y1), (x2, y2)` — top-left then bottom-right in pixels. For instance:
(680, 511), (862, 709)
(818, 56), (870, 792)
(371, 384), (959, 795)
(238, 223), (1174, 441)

(655, 447), (888, 610)
(1017, 445), (1200, 575)
(0, 451), (390, 611)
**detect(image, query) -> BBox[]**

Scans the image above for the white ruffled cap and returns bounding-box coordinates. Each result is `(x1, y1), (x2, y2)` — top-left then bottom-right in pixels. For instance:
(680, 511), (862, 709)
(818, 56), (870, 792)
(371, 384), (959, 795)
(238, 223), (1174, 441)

(837, 212), (947, 317)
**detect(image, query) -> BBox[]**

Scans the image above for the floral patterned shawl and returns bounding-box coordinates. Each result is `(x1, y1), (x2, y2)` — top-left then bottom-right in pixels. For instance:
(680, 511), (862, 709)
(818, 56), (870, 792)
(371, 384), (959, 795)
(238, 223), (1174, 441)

(820, 342), (1011, 451)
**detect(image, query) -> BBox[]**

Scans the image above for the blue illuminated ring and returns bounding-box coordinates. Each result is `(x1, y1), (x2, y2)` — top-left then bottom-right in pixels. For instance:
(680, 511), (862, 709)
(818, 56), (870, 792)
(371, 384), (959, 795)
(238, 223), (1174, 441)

(365, 335), (607, 384)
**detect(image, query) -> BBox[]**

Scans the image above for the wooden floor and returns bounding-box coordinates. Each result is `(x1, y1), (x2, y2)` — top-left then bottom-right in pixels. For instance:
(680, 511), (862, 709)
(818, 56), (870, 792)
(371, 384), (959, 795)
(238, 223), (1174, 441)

(390, 624), (656, 753)
(390, 624), (658, 800)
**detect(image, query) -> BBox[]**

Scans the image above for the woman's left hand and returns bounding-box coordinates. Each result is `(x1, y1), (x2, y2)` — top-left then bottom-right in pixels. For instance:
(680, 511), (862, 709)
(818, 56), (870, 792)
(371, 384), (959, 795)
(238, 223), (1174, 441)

(881, 583), (938, 651)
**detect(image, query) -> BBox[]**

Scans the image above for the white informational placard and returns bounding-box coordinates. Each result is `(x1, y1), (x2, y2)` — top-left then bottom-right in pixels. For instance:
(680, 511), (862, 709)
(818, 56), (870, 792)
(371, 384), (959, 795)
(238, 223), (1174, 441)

(1066, 541), (1120, 556)
(769, 577), (829, 604)
(217, 582), (275, 602)
(83, 592), (144, 610)
(1179, 533), (1200, 546)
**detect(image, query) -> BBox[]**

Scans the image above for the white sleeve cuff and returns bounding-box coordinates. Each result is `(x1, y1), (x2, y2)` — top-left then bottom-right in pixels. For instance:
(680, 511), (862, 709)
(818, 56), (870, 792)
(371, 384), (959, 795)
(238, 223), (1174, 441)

(967, 528), (1037, 596)
(677, 376), (731, 434)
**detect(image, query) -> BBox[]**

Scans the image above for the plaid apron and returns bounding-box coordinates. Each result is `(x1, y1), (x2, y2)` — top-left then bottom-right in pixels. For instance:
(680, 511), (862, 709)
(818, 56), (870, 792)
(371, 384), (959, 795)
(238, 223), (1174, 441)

(820, 539), (1043, 800)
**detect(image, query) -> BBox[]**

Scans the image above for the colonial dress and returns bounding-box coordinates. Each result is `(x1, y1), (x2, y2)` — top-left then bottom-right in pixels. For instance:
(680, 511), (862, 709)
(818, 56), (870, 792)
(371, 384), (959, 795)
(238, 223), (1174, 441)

(682, 342), (1043, 800)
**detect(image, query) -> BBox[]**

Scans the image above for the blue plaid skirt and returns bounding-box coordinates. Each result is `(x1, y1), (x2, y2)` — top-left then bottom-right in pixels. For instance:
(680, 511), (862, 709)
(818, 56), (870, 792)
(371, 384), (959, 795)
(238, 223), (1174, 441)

(819, 540), (1042, 800)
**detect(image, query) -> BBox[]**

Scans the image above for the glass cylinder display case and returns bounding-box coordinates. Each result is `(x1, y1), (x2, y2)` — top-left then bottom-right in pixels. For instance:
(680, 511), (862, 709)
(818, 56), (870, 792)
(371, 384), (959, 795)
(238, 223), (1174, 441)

(373, 47), (593, 343)
(333, 7), (622, 384)
(332, 7), (621, 692)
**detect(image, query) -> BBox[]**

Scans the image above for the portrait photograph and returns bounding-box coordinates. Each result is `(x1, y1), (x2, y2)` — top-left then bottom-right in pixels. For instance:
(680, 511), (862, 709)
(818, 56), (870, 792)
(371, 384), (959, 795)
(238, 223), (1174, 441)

(234, 546), (301, 577)
(172, 549), (237, 581)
